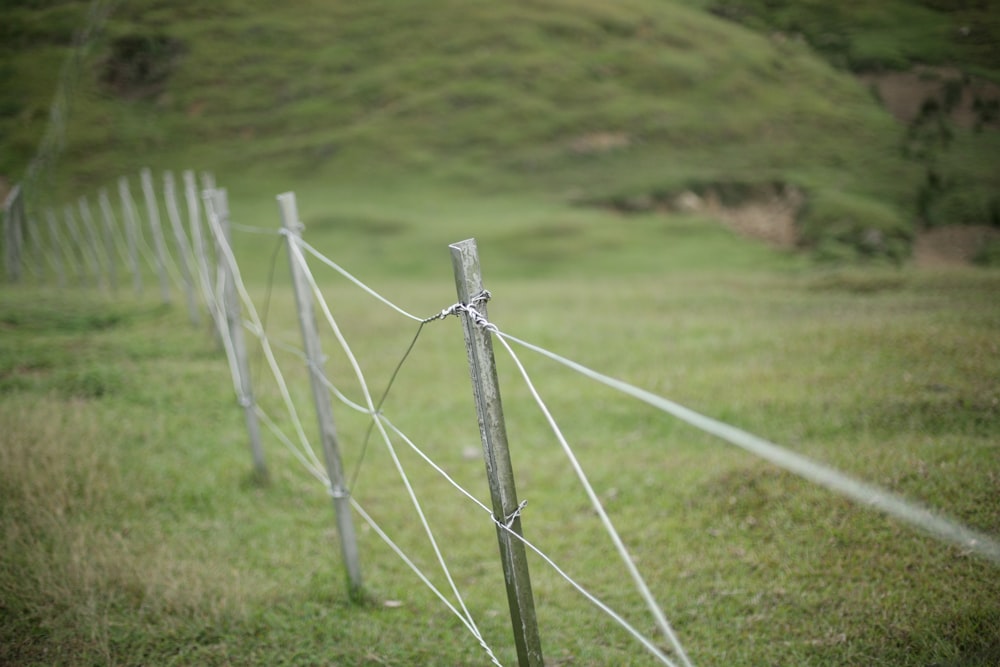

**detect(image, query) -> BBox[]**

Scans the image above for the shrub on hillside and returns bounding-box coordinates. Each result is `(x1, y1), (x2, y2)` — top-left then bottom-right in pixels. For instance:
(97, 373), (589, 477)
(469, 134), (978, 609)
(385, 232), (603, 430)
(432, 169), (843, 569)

(799, 189), (913, 264)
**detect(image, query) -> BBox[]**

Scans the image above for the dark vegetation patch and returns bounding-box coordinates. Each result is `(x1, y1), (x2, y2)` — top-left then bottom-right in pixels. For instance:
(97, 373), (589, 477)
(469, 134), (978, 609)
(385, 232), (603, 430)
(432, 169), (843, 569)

(0, 2), (83, 52)
(706, 0), (1000, 74)
(0, 301), (125, 332)
(101, 33), (185, 100)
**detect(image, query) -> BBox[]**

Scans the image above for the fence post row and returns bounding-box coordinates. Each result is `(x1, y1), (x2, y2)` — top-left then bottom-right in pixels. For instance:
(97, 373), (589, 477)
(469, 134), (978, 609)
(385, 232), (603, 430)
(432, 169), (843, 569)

(77, 196), (107, 291)
(62, 204), (96, 286)
(450, 238), (545, 667)
(184, 169), (217, 332)
(277, 191), (364, 602)
(3, 184), (24, 283)
(163, 170), (200, 326)
(97, 188), (123, 294)
(43, 205), (66, 288)
(115, 177), (143, 296)
(140, 167), (171, 304)
(204, 187), (269, 484)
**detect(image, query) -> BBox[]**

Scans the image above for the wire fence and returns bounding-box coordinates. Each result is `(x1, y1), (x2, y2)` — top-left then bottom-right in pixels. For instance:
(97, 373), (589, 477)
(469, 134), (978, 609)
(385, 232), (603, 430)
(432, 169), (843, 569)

(4, 169), (1000, 666)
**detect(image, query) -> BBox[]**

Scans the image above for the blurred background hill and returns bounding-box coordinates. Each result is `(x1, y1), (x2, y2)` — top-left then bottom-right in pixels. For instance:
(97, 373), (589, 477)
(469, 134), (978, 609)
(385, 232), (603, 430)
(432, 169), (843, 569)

(2, 0), (998, 262)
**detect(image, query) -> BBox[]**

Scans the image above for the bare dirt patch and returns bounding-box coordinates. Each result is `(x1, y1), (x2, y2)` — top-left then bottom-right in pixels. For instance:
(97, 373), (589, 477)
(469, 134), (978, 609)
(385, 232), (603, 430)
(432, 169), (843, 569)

(913, 225), (1000, 267)
(858, 66), (1000, 130)
(584, 182), (806, 248)
(673, 186), (804, 248)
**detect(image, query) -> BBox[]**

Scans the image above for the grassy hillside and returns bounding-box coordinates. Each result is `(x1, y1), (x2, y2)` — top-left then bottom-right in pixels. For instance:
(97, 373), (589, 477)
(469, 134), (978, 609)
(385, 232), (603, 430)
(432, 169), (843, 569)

(9, 0), (991, 260)
(2, 3), (999, 665)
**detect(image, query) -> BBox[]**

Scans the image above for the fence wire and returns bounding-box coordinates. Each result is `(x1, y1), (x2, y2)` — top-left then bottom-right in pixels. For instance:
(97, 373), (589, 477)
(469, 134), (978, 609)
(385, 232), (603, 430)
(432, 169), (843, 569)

(14, 173), (1000, 667)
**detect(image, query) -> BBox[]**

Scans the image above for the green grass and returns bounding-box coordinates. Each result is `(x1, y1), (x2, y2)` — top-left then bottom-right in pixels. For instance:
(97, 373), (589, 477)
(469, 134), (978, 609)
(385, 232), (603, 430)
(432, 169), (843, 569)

(4, 0), (997, 261)
(698, 0), (1000, 76)
(2, 1), (1000, 663)
(2, 207), (999, 664)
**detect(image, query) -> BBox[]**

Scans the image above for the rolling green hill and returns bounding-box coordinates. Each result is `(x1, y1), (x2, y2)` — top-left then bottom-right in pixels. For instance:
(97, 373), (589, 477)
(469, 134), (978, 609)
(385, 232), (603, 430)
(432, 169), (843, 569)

(2, 0), (998, 261)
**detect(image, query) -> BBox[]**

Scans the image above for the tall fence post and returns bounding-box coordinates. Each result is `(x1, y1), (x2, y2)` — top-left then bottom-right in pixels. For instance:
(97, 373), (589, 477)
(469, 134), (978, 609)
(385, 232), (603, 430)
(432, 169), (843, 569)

(24, 214), (42, 283)
(183, 169), (216, 324)
(140, 167), (171, 304)
(449, 238), (544, 667)
(97, 188), (121, 294)
(44, 208), (66, 287)
(78, 196), (108, 292)
(164, 170), (200, 326)
(277, 191), (364, 602)
(117, 176), (143, 296)
(3, 184), (24, 283)
(204, 188), (268, 484)
(63, 204), (98, 286)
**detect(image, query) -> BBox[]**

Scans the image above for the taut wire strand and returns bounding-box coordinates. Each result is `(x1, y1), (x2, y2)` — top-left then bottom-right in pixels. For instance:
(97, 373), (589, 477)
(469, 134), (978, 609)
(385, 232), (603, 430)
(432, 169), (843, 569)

(349, 319), (429, 492)
(453, 302), (693, 666)
(496, 330), (1000, 566)
(204, 218), (505, 664)
(349, 499), (504, 667)
(254, 405), (328, 484)
(286, 233), (490, 647)
(297, 237), (424, 322)
(204, 195), (325, 475)
(378, 417), (680, 667)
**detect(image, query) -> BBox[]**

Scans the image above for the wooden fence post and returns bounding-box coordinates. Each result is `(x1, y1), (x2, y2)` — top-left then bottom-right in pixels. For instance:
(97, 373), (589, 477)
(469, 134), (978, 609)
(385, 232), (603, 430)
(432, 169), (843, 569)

(277, 191), (363, 601)
(3, 184), (24, 283)
(117, 176), (143, 296)
(183, 169), (216, 323)
(164, 170), (200, 325)
(450, 238), (544, 667)
(24, 214), (42, 283)
(204, 188), (268, 483)
(78, 196), (110, 292)
(44, 208), (66, 287)
(140, 167), (171, 304)
(63, 204), (98, 286)
(97, 188), (123, 294)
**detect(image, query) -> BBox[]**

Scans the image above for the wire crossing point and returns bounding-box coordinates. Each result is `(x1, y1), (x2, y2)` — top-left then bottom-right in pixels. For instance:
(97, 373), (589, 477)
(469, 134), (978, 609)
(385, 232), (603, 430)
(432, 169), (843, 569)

(205, 188), (268, 485)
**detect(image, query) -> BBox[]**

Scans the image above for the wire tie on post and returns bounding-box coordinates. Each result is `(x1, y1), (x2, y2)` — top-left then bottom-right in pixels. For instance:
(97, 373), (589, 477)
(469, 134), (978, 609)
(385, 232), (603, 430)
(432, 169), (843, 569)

(328, 485), (349, 499)
(423, 288), (492, 324)
(501, 499), (528, 529)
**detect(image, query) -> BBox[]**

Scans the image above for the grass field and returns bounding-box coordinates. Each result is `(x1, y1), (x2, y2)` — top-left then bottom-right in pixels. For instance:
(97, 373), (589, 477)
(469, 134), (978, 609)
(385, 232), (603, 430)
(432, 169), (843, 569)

(2, 186), (999, 664)
(3, 1), (1000, 664)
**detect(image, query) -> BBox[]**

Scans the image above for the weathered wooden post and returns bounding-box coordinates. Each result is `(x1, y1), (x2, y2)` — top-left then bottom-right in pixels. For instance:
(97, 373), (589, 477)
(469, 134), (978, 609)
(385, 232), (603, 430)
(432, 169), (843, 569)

(63, 204), (98, 286)
(164, 170), (200, 325)
(450, 238), (544, 667)
(24, 215), (42, 282)
(117, 176), (143, 296)
(277, 191), (363, 601)
(204, 188), (268, 483)
(3, 184), (24, 283)
(44, 208), (66, 287)
(96, 188), (122, 293)
(183, 169), (215, 320)
(78, 196), (109, 291)
(140, 167), (171, 304)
